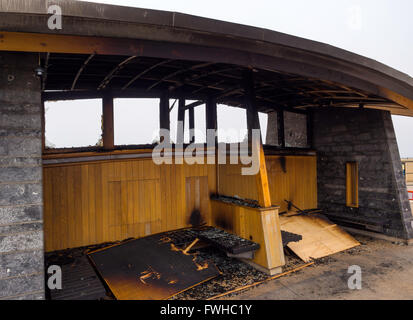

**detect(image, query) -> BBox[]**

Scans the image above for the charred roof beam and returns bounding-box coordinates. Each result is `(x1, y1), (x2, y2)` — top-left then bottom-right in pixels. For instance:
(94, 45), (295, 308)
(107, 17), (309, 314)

(70, 53), (95, 91)
(169, 67), (239, 92)
(98, 55), (138, 90)
(146, 62), (215, 92)
(122, 59), (173, 90)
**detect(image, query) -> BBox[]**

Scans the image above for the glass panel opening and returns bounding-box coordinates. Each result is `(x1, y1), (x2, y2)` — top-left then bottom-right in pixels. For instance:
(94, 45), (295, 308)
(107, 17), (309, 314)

(114, 98), (160, 146)
(217, 104), (247, 143)
(44, 99), (102, 149)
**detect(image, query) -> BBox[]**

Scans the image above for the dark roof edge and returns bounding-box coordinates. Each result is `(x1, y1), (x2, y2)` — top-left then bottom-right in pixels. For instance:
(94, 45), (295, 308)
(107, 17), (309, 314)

(1, 0), (412, 88)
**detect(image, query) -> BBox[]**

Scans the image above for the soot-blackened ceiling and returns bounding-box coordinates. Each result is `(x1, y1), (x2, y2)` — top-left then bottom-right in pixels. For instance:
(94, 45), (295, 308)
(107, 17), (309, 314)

(42, 53), (398, 113)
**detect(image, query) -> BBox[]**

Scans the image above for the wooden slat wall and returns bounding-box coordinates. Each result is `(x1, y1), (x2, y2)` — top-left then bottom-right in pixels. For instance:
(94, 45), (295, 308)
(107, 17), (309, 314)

(218, 155), (317, 212)
(43, 154), (316, 252)
(43, 157), (216, 252)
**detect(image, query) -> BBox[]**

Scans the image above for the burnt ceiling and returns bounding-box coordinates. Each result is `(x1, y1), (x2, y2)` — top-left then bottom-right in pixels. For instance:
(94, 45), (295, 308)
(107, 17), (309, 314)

(42, 53), (399, 113)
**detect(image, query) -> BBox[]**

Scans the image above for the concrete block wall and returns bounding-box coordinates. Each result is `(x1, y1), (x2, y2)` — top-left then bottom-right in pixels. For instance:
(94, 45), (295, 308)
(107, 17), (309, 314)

(313, 107), (413, 240)
(0, 52), (44, 299)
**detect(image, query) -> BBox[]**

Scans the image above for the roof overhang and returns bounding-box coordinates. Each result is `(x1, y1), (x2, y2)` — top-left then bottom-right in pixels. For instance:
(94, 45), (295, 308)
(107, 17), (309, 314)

(1, 0), (413, 115)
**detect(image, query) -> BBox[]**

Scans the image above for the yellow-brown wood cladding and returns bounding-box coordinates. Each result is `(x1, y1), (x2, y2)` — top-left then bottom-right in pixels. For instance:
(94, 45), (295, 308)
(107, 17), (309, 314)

(211, 200), (285, 270)
(43, 157), (216, 252)
(218, 155), (317, 212)
(43, 155), (316, 251)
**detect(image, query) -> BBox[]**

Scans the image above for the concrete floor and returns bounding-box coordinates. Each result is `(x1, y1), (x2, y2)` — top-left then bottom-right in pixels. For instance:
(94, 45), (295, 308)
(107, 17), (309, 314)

(224, 235), (413, 300)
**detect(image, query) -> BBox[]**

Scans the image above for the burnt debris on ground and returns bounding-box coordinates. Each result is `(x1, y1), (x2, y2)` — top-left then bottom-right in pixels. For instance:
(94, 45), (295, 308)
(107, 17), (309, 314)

(88, 233), (221, 300)
(170, 247), (306, 300)
(164, 226), (261, 255)
(44, 227), (312, 300)
(196, 227), (260, 254)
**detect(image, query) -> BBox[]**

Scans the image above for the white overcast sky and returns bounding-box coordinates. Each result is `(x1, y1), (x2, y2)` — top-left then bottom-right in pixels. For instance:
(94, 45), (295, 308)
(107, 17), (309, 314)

(48, 0), (413, 157)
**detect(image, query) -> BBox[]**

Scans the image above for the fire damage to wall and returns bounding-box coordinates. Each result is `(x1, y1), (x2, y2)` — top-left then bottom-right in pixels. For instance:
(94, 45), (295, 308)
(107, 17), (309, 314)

(266, 111), (309, 148)
(0, 52), (44, 299)
(312, 107), (413, 240)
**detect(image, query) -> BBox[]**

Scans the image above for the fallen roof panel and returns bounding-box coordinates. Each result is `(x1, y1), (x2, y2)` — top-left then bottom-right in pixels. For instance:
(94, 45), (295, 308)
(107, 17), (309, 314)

(88, 233), (221, 300)
(280, 214), (360, 262)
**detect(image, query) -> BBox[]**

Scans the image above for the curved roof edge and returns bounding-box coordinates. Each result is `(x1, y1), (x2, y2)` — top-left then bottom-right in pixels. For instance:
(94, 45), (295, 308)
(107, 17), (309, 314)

(1, 0), (413, 115)
(1, 0), (411, 84)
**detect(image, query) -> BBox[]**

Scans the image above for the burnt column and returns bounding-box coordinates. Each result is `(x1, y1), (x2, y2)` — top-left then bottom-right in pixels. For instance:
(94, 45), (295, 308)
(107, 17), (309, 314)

(243, 70), (260, 147)
(0, 52), (44, 299)
(102, 92), (114, 150)
(159, 92), (170, 143)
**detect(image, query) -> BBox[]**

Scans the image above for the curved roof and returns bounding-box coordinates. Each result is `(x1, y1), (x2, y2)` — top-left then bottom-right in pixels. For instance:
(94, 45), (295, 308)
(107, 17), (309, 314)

(1, 0), (413, 115)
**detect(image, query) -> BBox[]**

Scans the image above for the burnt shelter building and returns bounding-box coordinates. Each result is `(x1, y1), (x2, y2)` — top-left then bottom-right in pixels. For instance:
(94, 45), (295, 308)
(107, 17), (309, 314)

(1, 0), (413, 299)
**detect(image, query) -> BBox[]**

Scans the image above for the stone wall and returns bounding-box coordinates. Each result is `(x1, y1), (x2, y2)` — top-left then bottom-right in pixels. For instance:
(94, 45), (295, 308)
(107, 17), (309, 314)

(266, 111), (308, 147)
(0, 52), (44, 299)
(313, 107), (413, 240)
(266, 111), (279, 146)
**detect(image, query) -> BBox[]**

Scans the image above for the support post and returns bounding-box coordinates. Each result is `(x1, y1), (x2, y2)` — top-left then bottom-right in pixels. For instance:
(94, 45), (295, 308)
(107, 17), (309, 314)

(206, 97), (219, 193)
(206, 96), (217, 145)
(159, 92), (170, 143)
(243, 70), (271, 208)
(243, 70), (285, 272)
(206, 97), (217, 131)
(102, 93), (114, 150)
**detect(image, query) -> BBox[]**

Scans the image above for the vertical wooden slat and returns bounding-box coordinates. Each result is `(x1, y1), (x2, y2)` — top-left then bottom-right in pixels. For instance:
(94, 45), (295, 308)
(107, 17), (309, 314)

(73, 166), (82, 247)
(81, 165), (89, 246)
(101, 163), (109, 242)
(115, 181), (122, 240)
(88, 165), (96, 245)
(95, 163), (103, 242)
(60, 167), (69, 250)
